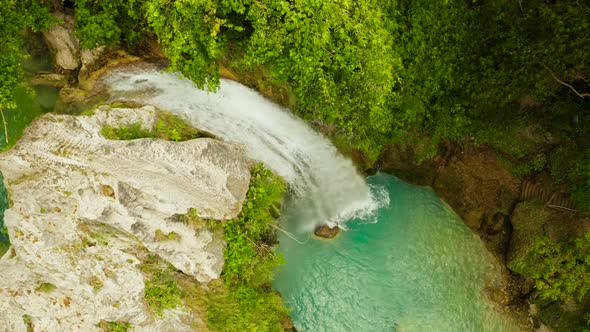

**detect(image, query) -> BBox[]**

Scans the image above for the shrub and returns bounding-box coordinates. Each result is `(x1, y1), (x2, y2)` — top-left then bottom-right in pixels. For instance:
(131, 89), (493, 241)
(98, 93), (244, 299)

(100, 110), (200, 142)
(206, 163), (289, 331)
(510, 233), (590, 302)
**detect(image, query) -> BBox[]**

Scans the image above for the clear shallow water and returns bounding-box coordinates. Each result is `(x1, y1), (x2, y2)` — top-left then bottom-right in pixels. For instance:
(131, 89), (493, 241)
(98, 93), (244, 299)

(274, 173), (520, 332)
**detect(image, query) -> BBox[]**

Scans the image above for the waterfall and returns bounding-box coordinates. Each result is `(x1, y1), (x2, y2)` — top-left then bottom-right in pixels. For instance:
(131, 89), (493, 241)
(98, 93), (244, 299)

(105, 68), (381, 231)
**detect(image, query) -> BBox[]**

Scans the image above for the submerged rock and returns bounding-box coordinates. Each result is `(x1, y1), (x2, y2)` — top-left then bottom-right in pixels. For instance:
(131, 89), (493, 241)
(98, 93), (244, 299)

(0, 105), (251, 330)
(314, 225), (340, 239)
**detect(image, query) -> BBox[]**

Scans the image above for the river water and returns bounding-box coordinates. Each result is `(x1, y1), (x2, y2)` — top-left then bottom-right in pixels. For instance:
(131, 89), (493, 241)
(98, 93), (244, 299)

(274, 174), (519, 331)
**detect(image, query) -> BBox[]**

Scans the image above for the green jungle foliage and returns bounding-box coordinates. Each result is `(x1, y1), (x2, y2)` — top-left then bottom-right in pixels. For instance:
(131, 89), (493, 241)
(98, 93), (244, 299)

(0, 0), (51, 111)
(510, 233), (590, 303)
(140, 255), (183, 316)
(1, 0), (590, 328)
(73, 0), (146, 49)
(100, 110), (201, 141)
(207, 163), (288, 331)
(0, 0), (52, 146)
(2, 0), (588, 198)
(100, 321), (132, 332)
(70, 0), (590, 198)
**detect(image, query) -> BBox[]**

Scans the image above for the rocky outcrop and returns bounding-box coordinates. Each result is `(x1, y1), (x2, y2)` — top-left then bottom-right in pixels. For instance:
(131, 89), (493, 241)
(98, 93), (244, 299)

(432, 148), (521, 232)
(30, 73), (69, 88)
(79, 46), (106, 82)
(377, 138), (438, 186)
(42, 12), (80, 71)
(39, 11), (134, 94)
(77, 49), (141, 92)
(314, 225), (340, 239)
(380, 143), (521, 253)
(0, 105), (252, 330)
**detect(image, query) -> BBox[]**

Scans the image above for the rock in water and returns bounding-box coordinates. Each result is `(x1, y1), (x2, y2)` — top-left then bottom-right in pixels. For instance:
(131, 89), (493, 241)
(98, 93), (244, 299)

(0, 105), (251, 330)
(314, 225), (340, 239)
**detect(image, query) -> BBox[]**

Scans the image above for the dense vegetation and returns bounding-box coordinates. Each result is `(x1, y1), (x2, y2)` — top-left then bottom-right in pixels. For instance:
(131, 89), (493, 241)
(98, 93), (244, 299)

(1, 0), (589, 329)
(511, 233), (590, 303)
(98, 115), (289, 330)
(2, 0), (589, 205)
(99, 108), (205, 141)
(207, 163), (289, 331)
(0, 0), (52, 146)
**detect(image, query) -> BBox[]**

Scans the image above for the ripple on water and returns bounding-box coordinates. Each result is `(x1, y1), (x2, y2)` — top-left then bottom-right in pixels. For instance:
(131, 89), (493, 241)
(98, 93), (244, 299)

(273, 174), (521, 332)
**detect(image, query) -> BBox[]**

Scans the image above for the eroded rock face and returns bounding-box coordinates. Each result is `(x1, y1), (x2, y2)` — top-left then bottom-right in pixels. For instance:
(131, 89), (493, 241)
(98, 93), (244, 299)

(42, 12), (81, 71)
(432, 149), (521, 231)
(0, 106), (251, 330)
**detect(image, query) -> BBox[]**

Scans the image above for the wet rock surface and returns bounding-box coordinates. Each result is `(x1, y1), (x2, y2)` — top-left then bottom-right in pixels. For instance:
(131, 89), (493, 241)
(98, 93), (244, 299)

(314, 225), (340, 239)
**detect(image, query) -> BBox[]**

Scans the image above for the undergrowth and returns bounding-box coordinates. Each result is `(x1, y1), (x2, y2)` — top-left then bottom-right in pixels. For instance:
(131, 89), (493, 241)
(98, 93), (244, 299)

(99, 321), (132, 332)
(100, 110), (201, 142)
(206, 162), (289, 331)
(509, 233), (590, 303)
(134, 163), (289, 330)
(140, 254), (183, 316)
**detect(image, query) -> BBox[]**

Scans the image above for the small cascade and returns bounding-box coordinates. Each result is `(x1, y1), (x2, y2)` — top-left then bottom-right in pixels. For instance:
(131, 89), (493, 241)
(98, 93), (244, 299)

(105, 68), (382, 230)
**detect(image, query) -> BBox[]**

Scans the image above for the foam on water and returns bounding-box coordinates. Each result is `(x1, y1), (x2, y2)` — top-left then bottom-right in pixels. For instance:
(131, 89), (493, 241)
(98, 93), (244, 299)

(105, 68), (380, 230)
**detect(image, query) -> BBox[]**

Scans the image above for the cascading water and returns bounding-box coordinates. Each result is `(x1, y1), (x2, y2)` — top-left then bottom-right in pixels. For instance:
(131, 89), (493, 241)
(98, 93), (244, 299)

(103, 66), (521, 331)
(105, 67), (383, 230)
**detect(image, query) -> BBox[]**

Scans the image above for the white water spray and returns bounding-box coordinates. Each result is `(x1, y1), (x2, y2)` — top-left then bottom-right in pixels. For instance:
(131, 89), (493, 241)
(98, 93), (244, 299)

(105, 67), (382, 230)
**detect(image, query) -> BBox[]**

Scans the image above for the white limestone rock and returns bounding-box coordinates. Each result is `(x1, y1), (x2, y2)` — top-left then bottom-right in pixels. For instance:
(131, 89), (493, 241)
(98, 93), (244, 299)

(42, 12), (81, 71)
(0, 106), (252, 330)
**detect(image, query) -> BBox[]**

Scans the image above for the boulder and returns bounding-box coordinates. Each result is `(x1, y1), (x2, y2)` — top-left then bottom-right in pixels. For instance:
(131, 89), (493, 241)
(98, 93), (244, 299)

(42, 12), (80, 71)
(30, 72), (68, 88)
(78, 46), (106, 90)
(0, 105), (252, 330)
(314, 225), (340, 239)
